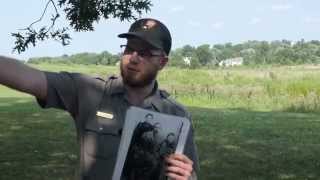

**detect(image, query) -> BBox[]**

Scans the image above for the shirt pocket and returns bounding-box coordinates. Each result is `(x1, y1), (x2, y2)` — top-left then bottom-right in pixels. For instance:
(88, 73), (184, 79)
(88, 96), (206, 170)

(84, 121), (121, 160)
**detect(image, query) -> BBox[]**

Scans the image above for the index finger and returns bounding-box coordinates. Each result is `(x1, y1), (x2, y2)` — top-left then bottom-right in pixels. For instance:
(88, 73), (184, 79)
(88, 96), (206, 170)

(168, 153), (193, 165)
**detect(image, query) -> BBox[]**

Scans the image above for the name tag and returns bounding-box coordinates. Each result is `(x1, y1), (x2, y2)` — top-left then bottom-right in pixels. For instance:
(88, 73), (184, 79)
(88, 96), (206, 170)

(96, 111), (114, 119)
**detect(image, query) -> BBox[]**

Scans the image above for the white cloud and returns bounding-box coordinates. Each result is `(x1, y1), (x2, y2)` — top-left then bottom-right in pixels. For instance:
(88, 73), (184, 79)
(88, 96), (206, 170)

(211, 22), (224, 30)
(188, 20), (201, 27)
(271, 4), (293, 11)
(249, 17), (261, 25)
(169, 6), (185, 13)
(304, 17), (320, 24)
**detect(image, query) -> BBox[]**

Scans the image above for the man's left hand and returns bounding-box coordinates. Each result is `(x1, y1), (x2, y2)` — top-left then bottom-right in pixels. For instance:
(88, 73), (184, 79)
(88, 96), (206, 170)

(165, 153), (193, 180)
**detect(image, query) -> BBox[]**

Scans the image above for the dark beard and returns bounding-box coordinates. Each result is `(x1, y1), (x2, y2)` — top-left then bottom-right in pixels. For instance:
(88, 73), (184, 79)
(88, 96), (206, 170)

(120, 63), (158, 88)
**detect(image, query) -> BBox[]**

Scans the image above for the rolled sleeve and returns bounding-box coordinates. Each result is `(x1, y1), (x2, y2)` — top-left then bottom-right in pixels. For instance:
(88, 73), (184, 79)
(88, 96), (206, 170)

(36, 71), (79, 117)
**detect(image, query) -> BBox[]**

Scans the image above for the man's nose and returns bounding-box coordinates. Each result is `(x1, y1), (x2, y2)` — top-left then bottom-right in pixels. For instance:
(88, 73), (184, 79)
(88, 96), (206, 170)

(129, 51), (140, 63)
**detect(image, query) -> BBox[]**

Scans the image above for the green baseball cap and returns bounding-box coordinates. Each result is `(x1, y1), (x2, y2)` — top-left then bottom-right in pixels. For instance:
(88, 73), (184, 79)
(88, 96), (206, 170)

(118, 18), (172, 55)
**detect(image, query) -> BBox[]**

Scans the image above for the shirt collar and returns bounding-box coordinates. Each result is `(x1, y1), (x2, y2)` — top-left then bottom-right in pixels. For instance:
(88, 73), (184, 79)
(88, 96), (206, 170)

(108, 76), (125, 95)
(108, 76), (169, 111)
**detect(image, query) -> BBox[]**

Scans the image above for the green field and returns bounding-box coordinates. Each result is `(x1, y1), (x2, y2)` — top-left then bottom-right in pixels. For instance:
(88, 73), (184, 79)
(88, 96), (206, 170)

(1, 64), (320, 180)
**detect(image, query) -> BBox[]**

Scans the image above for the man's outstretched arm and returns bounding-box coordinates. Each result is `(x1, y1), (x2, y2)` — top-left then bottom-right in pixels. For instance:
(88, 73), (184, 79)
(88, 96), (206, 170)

(0, 56), (47, 100)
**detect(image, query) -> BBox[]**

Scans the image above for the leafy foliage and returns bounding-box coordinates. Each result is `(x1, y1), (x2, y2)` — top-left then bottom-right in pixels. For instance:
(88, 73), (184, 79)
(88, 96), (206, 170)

(27, 39), (320, 67)
(12, 0), (152, 53)
(28, 51), (120, 65)
(167, 39), (320, 68)
(59, 0), (152, 31)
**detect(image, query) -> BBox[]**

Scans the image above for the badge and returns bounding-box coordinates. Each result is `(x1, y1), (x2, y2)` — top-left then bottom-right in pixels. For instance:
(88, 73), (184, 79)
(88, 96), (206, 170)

(96, 111), (114, 119)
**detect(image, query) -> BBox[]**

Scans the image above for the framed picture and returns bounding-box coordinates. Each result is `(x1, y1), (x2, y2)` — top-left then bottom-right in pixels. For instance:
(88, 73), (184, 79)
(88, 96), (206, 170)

(112, 106), (191, 180)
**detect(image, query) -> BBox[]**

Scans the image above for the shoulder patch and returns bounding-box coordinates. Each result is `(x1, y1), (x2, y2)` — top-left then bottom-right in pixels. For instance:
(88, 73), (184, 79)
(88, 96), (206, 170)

(108, 74), (118, 80)
(159, 89), (170, 98)
(94, 77), (106, 82)
(105, 75), (124, 95)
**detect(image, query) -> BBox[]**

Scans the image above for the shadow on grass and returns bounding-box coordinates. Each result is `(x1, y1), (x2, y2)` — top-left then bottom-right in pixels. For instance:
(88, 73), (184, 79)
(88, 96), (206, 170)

(0, 97), (78, 180)
(188, 106), (320, 180)
(1, 98), (320, 180)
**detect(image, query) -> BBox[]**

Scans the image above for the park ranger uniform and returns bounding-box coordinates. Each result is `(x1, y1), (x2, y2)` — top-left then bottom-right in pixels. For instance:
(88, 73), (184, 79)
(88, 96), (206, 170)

(37, 71), (199, 180)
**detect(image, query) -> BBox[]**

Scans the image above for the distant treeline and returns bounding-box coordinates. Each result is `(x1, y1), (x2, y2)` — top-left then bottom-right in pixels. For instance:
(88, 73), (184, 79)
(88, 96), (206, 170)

(28, 51), (120, 65)
(28, 39), (320, 67)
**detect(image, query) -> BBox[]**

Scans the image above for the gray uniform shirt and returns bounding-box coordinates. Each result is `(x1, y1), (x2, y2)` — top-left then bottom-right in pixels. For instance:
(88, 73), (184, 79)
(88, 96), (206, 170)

(37, 71), (199, 180)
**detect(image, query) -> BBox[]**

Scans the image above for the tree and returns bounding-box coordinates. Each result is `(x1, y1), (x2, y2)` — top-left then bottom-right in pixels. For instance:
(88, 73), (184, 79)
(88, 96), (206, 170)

(181, 45), (195, 57)
(273, 47), (295, 64)
(217, 45), (233, 61)
(190, 54), (201, 69)
(316, 49), (320, 57)
(255, 41), (270, 64)
(168, 48), (184, 67)
(99, 51), (120, 65)
(195, 44), (213, 66)
(12, 0), (152, 53)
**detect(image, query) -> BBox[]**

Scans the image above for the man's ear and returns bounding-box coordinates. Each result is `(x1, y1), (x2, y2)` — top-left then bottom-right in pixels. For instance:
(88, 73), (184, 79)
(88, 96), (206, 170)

(159, 57), (168, 70)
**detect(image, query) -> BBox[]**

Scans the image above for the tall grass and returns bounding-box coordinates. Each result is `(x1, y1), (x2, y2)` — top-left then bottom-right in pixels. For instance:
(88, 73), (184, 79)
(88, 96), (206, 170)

(27, 63), (320, 113)
(160, 66), (320, 113)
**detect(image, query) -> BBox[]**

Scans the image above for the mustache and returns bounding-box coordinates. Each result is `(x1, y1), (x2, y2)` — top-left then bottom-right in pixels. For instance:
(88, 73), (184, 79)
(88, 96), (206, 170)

(120, 63), (157, 88)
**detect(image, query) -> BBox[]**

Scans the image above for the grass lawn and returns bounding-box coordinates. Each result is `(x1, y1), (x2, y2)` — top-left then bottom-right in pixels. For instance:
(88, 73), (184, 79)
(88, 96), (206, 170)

(1, 64), (320, 180)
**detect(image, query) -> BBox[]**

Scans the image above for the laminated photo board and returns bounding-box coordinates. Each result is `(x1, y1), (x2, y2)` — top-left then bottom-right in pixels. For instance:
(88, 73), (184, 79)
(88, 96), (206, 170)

(112, 106), (191, 180)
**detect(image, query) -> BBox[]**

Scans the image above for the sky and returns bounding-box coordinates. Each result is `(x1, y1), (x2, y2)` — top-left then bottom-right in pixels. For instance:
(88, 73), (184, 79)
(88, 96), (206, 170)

(0, 0), (319, 60)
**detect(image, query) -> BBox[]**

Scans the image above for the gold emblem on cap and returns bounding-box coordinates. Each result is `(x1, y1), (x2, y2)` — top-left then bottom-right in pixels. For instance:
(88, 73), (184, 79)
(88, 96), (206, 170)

(142, 20), (157, 30)
(143, 25), (148, 30)
(96, 111), (114, 119)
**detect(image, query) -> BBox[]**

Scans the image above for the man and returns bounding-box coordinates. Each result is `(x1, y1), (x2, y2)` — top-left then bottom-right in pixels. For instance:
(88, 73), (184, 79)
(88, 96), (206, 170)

(0, 18), (199, 180)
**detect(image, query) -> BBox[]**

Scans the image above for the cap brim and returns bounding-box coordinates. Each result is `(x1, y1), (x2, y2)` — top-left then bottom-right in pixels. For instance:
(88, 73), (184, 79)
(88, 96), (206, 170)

(118, 32), (162, 50)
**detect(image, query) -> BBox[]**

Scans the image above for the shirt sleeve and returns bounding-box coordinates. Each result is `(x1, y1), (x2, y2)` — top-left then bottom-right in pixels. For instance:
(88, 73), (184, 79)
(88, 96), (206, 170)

(36, 71), (79, 118)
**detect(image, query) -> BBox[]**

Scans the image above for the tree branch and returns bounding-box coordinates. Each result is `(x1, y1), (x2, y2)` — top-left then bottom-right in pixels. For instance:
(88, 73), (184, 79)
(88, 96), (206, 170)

(19, 0), (58, 31)
(12, 0), (70, 53)
(12, 0), (152, 54)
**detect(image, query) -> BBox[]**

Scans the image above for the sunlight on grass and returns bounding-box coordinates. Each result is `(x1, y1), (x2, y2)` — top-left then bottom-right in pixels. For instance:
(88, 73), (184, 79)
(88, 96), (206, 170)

(1, 65), (320, 179)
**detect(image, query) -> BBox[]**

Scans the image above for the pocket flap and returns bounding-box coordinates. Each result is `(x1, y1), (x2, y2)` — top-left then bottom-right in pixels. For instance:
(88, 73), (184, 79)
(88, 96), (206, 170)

(85, 117), (121, 135)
